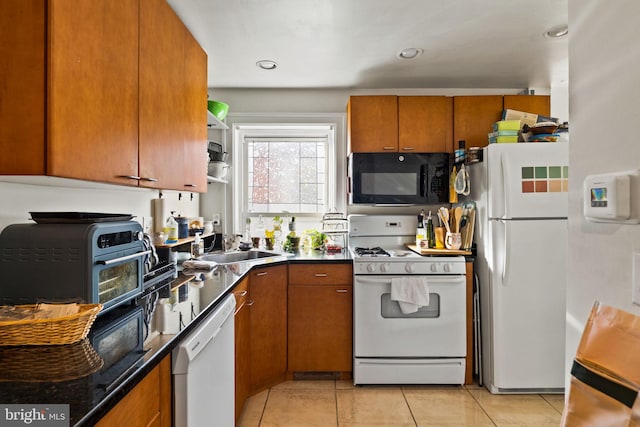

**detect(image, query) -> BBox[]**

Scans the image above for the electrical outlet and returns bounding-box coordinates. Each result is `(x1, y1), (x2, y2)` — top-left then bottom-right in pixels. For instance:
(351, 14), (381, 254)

(212, 213), (221, 225)
(142, 217), (153, 234)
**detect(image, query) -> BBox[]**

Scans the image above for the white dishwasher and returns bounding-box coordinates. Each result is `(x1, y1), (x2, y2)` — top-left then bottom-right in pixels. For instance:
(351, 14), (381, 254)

(173, 294), (235, 427)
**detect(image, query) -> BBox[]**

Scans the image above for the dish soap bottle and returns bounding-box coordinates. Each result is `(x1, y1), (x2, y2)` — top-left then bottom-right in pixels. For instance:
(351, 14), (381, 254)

(416, 210), (426, 249)
(426, 211), (435, 248)
(165, 215), (178, 244)
(190, 233), (204, 258)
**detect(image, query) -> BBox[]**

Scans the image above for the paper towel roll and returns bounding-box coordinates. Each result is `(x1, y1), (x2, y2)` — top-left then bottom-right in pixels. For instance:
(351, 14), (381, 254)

(152, 198), (167, 233)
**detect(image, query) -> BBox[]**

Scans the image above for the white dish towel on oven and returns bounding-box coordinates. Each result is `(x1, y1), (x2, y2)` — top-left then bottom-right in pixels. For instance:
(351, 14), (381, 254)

(391, 277), (430, 314)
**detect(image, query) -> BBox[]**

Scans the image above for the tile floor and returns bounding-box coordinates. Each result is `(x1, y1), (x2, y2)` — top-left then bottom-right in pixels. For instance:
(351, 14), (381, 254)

(238, 380), (564, 427)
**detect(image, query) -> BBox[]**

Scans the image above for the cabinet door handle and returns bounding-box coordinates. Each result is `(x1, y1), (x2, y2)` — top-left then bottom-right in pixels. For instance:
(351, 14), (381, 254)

(336, 289), (349, 293)
(401, 147), (415, 151)
(184, 184), (197, 188)
(382, 146), (395, 150)
(247, 300), (255, 306)
(235, 290), (248, 297)
(140, 177), (158, 182)
(314, 273), (328, 277)
(256, 272), (268, 277)
(119, 175), (141, 180)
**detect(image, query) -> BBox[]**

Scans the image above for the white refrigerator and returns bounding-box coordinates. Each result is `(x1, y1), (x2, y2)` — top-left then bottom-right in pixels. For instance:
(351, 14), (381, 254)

(469, 142), (568, 394)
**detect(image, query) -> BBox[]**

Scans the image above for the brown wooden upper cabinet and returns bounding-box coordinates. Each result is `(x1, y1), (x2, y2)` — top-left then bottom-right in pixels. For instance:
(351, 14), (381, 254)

(453, 95), (551, 149)
(453, 95), (504, 149)
(140, 0), (208, 191)
(399, 96), (453, 153)
(0, 0), (208, 192)
(348, 95), (398, 152)
(0, 0), (139, 182)
(348, 95), (453, 153)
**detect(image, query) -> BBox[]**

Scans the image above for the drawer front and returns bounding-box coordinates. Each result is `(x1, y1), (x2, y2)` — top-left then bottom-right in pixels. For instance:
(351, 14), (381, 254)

(289, 263), (353, 286)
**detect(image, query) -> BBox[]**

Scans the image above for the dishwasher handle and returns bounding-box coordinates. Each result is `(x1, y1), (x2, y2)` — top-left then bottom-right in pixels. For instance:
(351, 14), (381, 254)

(172, 294), (236, 372)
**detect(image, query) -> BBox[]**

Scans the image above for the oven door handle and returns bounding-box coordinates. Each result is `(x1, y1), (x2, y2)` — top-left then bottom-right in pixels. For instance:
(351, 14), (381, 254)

(97, 250), (151, 266)
(355, 276), (464, 285)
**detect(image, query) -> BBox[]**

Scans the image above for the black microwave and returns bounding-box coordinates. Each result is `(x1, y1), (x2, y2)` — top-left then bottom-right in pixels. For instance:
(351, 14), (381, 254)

(348, 152), (450, 205)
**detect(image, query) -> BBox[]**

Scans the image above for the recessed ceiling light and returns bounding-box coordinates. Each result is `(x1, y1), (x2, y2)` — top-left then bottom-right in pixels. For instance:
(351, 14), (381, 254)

(256, 60), (278, 70)
(397, 48), (423, 60)
(544, 24), (568, 38)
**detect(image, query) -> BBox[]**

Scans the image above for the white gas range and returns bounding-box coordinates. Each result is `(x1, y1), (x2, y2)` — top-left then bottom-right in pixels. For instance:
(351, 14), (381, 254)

(349, 215), (467, 385)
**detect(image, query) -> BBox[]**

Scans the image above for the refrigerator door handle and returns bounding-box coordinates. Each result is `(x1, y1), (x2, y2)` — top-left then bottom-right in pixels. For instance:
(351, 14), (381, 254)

(501, 220), (510, 285)
(501, 153), (511, 219)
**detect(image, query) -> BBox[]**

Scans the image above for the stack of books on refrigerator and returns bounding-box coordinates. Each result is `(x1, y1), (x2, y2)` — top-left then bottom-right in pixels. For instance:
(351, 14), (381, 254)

(488, 119), (521, 143)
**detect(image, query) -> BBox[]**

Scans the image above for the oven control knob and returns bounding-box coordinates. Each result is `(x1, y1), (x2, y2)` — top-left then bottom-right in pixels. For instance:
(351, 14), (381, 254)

(134, 231), (144, 241)
(404, 263), (414, 274)
(430, 264), (437, 272)
(380, 263), (390, 273)
(366, 263), (376, 273)
(443, 264), (450, 273)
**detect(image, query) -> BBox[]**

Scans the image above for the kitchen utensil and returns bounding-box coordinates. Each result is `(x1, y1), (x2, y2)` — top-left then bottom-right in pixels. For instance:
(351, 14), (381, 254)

(466, 208), (476, 248)
(238, 242), (252, 251)
(208, 141), (223, 152)
(207, 161), (230, 178)
(438, 207), (451, 233)
(175, 216), (189, 239)
(459, 215), (470, 249)
(445, 232), (462, 250)
(207, 100), (229, 120)
(454, 164), (471, 196)
(454, 206), (463, 232)
(208, 151), (228, 162)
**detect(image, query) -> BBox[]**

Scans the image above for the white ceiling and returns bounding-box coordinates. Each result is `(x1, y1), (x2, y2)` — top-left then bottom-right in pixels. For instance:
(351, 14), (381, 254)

(167, 0), (568, 90)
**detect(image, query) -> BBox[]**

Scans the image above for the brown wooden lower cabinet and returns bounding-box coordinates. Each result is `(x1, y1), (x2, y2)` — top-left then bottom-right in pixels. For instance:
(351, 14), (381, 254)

(95, 354), (171, 427)
(249, 264), (288, 392)
(288, 284), (352, 372)
(288, 263), (353, 374)
(233, 277), (251, 422)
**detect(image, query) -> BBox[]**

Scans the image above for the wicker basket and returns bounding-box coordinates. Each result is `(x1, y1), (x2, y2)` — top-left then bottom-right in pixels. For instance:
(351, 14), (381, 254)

(0, 338), (104, 382)
(0, 304), (102, 346)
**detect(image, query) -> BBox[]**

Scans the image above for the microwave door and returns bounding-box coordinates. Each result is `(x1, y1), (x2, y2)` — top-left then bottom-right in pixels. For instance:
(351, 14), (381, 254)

(420, 164), (427, 198)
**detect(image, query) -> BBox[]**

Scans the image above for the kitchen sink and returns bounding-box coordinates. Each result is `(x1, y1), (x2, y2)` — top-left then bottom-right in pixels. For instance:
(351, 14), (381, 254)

(199, 250), (284, 264)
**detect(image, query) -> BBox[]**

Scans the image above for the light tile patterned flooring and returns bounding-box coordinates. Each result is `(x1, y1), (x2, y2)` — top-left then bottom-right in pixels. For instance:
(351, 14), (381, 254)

(238, 380), (564, 427)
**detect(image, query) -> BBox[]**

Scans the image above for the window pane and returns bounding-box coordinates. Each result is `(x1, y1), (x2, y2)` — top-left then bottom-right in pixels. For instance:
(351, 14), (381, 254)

(247, 139), (326, 213)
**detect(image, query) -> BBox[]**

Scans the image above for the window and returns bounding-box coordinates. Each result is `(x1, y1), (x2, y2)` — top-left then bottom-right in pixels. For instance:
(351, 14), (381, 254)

(229, 118), (344, 232)
(246, 137), (327, 213)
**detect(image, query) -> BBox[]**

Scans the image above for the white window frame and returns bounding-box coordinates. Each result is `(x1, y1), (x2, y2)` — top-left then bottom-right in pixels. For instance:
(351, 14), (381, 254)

(227, 113), (346, 234)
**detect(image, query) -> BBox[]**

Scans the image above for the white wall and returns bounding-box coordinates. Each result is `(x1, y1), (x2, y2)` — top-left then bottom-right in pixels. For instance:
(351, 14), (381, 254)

(566, 0), (640, 381)
(0, 177), (200, 233)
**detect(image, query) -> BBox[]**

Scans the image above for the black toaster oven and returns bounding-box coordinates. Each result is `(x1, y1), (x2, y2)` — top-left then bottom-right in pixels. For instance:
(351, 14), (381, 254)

(0, 221), (148, 314)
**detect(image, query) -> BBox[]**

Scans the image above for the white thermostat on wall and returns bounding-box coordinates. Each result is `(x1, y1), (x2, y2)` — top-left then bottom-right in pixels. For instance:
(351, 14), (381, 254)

(583, 170), (639, 223)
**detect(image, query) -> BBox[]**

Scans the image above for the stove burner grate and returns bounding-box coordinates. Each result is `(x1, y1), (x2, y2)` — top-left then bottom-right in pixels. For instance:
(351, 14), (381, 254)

(354, 247), (390, 257)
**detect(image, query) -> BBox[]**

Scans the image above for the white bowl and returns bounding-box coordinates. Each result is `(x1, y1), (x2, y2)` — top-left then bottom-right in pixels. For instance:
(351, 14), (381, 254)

(208, 161), (229, 178)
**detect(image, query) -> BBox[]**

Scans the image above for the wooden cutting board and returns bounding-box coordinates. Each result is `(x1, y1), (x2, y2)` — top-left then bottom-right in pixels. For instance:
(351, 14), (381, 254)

(406, 244), (471, 256)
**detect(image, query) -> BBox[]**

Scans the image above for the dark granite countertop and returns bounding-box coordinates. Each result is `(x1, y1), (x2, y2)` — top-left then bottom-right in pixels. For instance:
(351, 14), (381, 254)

(0, 249), (352, 426)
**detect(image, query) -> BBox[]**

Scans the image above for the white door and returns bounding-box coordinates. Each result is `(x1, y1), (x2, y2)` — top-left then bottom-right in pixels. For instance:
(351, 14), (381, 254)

(486, 143), (569, 219)
(354, 275), (466, 357)
(489, 218), (567, 391)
